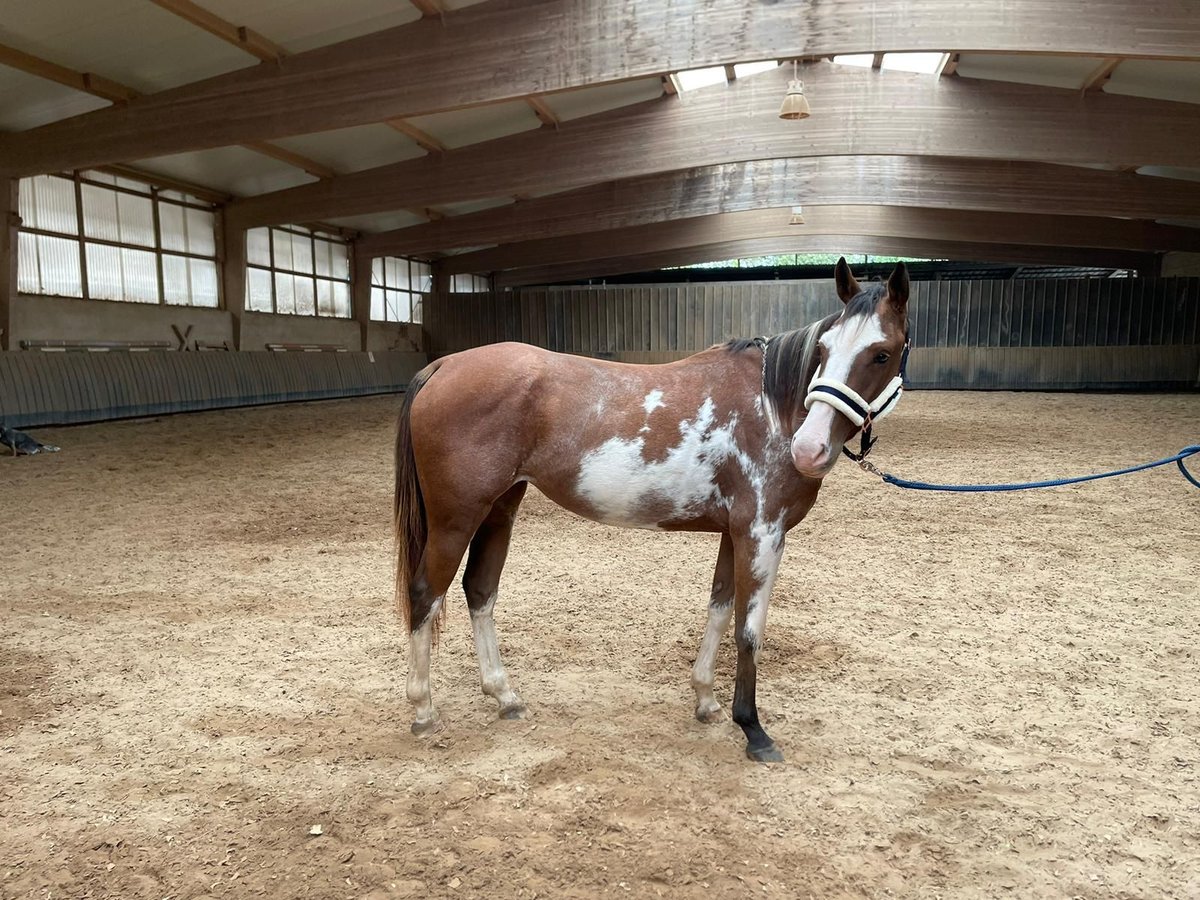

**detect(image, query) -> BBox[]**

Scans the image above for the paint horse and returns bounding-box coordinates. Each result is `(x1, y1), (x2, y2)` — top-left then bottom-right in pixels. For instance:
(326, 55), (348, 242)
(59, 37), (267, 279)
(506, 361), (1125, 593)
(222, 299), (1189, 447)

(394, 258), (910, 762)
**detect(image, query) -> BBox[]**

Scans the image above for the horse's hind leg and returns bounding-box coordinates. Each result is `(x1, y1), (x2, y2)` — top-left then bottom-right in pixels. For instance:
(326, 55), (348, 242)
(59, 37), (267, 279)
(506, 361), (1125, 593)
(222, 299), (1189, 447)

(692, 533), (734, 723)
(463, 482), (529, 720)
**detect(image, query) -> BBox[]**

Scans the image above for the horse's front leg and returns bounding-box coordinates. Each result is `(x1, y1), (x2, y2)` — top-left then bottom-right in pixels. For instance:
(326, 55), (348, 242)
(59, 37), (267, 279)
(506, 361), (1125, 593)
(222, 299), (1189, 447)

(692, 533), (734, 723)
(731, 523), (786, 762)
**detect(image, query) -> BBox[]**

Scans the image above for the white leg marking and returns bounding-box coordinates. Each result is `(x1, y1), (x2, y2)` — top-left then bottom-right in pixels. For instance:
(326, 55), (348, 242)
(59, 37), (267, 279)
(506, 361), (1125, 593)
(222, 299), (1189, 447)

(406, 596), (442, 732)
(470, 594), (525, 714)
(744, 526), (784, 663)
(692, 601), (734, 719)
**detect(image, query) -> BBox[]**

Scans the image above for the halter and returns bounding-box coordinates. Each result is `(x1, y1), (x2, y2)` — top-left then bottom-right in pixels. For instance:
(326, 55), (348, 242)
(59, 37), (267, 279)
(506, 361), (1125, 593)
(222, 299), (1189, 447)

(804, 338), (911, 463)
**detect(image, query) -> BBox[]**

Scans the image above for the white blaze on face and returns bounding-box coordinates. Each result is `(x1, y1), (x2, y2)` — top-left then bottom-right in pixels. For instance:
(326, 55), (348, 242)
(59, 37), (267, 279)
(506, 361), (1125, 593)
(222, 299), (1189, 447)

(790, 310), (886, 477)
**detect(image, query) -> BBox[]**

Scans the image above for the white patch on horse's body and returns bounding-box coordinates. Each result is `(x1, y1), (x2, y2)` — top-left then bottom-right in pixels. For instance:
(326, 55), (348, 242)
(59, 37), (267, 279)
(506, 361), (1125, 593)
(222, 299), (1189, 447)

(575, 397), (740, 527)
(470, 593), (524, 712)
(643, 389), (665, 414)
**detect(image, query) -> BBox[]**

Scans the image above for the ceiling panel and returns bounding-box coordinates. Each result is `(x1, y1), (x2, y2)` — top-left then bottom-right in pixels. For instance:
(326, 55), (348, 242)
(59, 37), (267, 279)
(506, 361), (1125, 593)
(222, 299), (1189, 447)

(325, 211), (430, 233)
(543, 78), (665, 122)
(406, 100), (542, 149)
(196, 0), (422, 54)
(271, 124), (426, 173)
(440, 198), (515, 216)
(0, 0), (253, 92)
(1104, 59), (1200, 105)
(955, 53), (1107, 89)
(132, 146), (317, 197)
(0, 66), (110, 131)
(1136, 166), (1200, 183)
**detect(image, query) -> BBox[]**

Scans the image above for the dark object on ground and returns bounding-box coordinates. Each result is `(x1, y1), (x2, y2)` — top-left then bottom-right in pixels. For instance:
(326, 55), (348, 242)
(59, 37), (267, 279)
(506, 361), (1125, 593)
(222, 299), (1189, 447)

(0, 424), (60, 456)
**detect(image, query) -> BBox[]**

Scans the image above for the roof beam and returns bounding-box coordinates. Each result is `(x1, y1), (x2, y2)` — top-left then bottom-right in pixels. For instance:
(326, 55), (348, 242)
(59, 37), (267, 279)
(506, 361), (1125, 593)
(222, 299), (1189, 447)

(147, 0), (288, 62)
(359, 157), (1200, 258)
(1082, 57), (1123, 91)
(408, 0), (445, 16)
(441, 206), (1196, 275)
(228, 63), (1200, 229)
(384, 119), (446, 153)
(494, 238), (1158, 286)
(5, 0), (1200, 175)
(525, 95), (560, 127)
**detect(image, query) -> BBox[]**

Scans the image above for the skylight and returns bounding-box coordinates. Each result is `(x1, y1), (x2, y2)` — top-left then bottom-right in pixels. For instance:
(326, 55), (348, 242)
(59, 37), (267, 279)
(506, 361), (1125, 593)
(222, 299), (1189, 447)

(733, 60), (779, 79)
(832, 54), (874, 68)
(671, 66), (728, 92)
(880, 52), (948, 74)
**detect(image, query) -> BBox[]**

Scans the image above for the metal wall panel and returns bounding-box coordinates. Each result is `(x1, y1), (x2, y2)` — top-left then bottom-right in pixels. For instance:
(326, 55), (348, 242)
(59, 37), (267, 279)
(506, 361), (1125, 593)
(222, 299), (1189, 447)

(0, 351), (427, 428)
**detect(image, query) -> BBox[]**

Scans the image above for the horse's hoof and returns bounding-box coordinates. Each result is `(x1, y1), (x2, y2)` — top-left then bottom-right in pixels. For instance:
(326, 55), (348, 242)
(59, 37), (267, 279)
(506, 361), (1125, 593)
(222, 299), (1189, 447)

(411, 716), (443, 737)
(746, 742), (784, 764)
(499, 703), (528, 720)
(695, 705), (725, 724)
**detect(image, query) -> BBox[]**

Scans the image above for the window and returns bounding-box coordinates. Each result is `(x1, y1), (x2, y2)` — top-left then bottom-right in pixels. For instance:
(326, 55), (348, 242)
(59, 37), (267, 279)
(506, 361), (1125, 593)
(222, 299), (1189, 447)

(17, 171), (219, 307)
(451, 273), (491, 293)
(244, 226), (351, 317)
(371, 256), (431, 324)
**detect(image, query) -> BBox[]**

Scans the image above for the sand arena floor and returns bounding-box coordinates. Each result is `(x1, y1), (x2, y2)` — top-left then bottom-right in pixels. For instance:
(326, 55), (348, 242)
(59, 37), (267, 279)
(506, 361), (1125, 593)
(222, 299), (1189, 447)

(1, 390), (1198, 899)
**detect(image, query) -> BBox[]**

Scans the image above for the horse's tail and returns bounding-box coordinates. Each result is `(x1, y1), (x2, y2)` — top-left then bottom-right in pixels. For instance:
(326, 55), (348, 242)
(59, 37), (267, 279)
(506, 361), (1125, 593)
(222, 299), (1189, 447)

(394, 360), (442, 630)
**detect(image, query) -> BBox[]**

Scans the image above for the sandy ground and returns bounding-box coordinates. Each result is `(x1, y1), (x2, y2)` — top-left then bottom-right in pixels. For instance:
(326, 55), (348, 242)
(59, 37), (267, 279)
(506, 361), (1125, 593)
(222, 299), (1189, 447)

(1, 389), (1199, 899)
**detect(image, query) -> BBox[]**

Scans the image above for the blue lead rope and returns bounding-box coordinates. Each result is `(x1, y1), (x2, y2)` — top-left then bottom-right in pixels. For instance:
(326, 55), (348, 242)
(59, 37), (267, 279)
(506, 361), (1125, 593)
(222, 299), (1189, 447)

(874, 445), (1200, 493)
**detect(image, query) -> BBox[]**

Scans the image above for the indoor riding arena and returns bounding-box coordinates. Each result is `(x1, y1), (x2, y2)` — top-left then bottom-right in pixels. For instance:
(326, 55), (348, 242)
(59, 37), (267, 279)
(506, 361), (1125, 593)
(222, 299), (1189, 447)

(1, 4), (1199, 899)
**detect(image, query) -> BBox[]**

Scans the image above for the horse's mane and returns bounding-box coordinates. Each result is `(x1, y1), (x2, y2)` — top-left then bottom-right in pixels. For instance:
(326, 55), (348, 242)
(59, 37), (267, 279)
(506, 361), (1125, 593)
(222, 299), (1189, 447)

(725, 284), (890, 433)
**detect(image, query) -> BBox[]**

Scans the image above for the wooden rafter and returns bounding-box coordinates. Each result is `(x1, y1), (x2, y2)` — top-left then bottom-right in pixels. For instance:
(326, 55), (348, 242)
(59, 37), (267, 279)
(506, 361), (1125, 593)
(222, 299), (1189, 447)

(147, 0), (288, 62)
(408, 0), (445, 16)
(525, 95), (560, 127)
(938, 52), (960, 76)
(493, 238), (1158, 287)
(1082, 57), (1123, 91)
(358, 157), (1200, 258)
(6, 0), (1200, 176)
(385, 120), (446, 153)
(871, 52), (884, 69)
(227, 63), (1200, 229)
(440, 206), (1195, 275)
(0, 41), (334, 183)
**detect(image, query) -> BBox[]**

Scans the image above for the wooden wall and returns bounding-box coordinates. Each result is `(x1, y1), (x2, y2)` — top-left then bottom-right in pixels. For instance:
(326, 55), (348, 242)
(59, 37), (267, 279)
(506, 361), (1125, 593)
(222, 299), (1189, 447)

(423, 278), (1200, 390)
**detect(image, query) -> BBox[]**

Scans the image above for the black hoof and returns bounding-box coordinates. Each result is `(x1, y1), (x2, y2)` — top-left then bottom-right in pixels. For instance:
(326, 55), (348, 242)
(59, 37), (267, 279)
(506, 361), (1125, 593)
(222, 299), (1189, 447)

(411, 716), (444, 737)
(499, 703), (528, 720)
(746, 742), (784, 763)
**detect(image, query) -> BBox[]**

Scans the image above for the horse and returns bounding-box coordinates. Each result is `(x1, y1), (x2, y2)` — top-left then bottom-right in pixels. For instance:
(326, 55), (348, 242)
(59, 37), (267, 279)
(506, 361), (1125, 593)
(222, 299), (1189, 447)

(393, 257), (911, 762)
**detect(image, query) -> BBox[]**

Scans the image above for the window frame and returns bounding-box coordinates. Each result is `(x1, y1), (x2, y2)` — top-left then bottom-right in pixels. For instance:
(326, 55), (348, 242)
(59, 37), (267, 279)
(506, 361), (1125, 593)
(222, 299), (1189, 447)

(371, 255), (433, 324)
(17, 170), (220, 307)
(244, 225), (352, 318)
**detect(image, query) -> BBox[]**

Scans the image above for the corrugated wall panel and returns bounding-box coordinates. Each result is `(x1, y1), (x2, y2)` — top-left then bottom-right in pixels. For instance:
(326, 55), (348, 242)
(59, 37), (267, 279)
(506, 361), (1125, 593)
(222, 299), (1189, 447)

(0, 351), (427, 428)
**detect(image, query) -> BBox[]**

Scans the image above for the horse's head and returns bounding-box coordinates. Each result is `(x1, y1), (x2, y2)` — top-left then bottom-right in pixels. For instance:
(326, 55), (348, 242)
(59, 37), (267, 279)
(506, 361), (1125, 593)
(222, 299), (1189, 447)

(790, 257), (910, 478)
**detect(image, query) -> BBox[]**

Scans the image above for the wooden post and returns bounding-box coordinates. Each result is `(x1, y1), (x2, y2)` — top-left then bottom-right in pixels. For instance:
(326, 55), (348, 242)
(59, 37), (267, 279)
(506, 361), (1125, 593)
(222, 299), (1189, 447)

(219, 209), (246, 350)
(352, 242), (372, 352)
(0, 178), (17, 351)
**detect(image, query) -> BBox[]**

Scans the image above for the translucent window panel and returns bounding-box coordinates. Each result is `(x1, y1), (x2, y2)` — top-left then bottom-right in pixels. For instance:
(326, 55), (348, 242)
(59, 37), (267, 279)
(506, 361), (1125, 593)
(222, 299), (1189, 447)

(332, 281), (350, 318)
(291, 232), (314, 274)
(313, 238), (332, 277)
(81, 184), (120, 243)
(247, 267), (273, 312)
(272, 229), (294, 271)
(19, 175), (79, 235)
(162, 253), (191, 305)
(274, 272), (296, 314)
(87, 244), (158, 303)
(158, 203), (187, 253)
(316, 278), (333, 316)
(116, 192), (155, 247)
(84, 170), (116, 185)
(371, 285), (385, 320)
(84, 242), (122, 300)
(17, 232), (84, 297)
(385, 290), (410, 322)
(411, 294), (423, 324)
(114, 176), (152, 194)
(383, 256), (399, 287)
(247, 228), (272, 266)
(412, 260), (432, 292)
(330, 242), (350, 280)
(295, 275), (316, 315)
(185, 207), (216, 256)
(372, 258), (384, 285)
(190, 259), (218, 307)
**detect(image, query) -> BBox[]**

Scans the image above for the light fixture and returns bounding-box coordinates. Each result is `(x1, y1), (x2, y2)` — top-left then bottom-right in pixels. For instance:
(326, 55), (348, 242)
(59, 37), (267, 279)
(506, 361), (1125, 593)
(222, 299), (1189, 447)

(789, 205), (805, 225)
(778, 59), (811, 120)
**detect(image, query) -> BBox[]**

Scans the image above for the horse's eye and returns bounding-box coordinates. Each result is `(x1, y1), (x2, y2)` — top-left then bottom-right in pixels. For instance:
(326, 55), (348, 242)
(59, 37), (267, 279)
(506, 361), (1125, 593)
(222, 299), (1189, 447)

(874, 352), (890, 365)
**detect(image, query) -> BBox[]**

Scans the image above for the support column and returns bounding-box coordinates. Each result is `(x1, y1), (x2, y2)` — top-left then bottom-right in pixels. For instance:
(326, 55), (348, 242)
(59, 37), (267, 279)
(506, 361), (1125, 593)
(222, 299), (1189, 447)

(352, 242), (372, 352)
(219, 209), (246, 350)
(0, 178), (17, 351)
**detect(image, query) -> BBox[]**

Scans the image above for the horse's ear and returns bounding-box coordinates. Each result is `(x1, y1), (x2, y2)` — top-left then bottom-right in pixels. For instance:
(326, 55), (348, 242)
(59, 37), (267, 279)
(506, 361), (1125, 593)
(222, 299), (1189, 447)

(834, 256), (860, 304)
(886, 262), (910, 312)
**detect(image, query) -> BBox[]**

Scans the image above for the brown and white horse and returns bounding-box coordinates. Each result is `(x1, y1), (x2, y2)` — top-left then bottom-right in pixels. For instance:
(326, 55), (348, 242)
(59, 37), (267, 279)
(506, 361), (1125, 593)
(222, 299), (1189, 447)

(394, 258), (910, 762)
